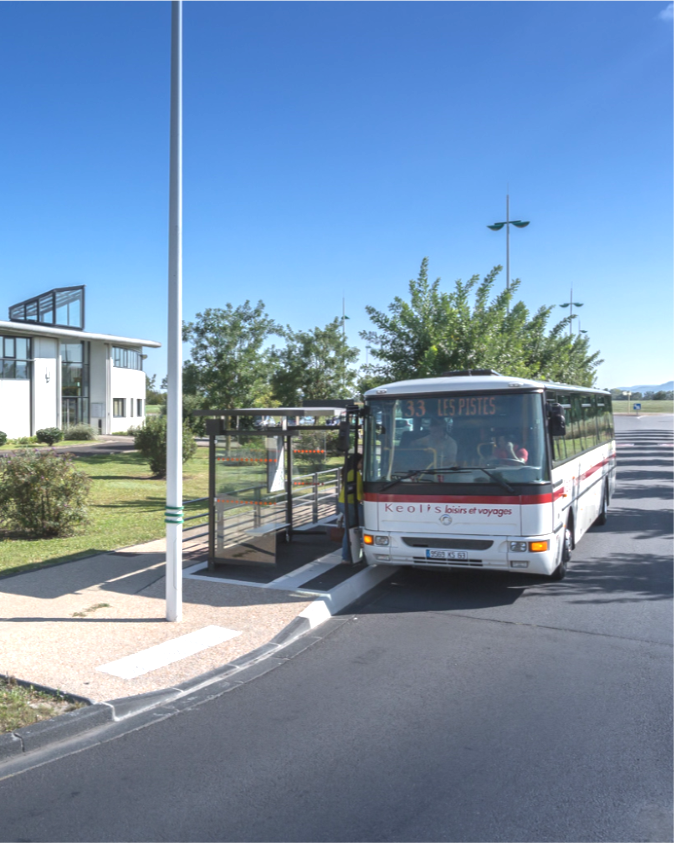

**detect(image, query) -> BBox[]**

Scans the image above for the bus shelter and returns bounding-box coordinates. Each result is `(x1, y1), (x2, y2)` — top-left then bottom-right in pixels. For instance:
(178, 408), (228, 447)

(197, 407), (348, 570)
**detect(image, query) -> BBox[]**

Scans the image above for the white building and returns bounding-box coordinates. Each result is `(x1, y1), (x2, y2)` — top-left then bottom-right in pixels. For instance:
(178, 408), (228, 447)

(0, 286), (161, 438)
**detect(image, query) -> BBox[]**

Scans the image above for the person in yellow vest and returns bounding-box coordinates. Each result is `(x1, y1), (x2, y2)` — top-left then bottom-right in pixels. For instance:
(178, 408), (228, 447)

(338, 452), (364, 562)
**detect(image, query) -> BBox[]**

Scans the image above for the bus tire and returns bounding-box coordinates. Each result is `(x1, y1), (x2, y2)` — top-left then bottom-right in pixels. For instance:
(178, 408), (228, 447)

(551, 521), (572, 580)
(594, 482), (609, 526)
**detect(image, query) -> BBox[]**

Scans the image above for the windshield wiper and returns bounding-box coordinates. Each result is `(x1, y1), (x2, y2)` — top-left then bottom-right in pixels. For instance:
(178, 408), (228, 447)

(379, 469), (429, 491)
(379, 466), (515, 494)
(441, 466), (516, 494)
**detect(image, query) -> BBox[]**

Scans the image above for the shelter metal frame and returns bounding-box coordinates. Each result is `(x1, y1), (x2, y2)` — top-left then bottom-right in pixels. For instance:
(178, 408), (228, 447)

(195, 406), (347, 568)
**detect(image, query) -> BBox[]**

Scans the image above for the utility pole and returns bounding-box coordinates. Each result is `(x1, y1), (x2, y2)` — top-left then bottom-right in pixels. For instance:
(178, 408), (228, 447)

(165, 0), (183, 622)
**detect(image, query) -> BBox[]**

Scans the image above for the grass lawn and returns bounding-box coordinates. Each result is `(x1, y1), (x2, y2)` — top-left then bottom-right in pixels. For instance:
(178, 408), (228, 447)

(145, 404), (161, 415)
(0, 444), (344, 579)
(0, 439), (100, 451)
(0, 447), (210, 577)
(0, 677), (85, 734)
(613, 400), (673, 414)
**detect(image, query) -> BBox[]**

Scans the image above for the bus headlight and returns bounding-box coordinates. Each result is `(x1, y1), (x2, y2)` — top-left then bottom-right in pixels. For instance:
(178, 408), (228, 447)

(374, 536), (390, 546)
(510, 541), (527, 552)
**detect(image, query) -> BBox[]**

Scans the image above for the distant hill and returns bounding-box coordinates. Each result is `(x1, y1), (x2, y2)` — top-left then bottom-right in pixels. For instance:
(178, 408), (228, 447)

(616, 381), (673, 393)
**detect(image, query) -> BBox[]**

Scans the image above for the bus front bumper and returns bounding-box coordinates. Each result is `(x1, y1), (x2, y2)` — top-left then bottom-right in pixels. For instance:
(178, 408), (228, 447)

(362, 531), (561, 576)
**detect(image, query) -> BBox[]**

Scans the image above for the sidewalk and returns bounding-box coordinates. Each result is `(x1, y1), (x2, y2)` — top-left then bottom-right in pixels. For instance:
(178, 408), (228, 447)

(0, 534), (390, 708)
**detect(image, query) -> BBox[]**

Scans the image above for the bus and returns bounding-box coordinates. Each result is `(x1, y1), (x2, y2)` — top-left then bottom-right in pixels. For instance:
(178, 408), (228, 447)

(360, 369), (615, 580)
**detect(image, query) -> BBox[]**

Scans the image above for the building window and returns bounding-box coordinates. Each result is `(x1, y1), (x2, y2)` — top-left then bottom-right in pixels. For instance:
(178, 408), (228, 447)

(113, 347), (143, 370)
(61, 341), (90, 426)
(8, 287), (84, 330)
(113, 399), (126, 417)
(129, 399), (134, 417)
(0, 335), (32, 380)
(137, 398), (143, 416)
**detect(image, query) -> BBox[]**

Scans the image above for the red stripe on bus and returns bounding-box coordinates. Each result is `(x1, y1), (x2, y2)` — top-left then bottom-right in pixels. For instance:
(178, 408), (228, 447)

(581, 456), (610, 481)
(364, 492), (553, 505)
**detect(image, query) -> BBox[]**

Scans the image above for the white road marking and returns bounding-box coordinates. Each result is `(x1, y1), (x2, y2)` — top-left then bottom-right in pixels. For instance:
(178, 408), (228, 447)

(182, 552), (343, 594)
(96, 625), (241, 679)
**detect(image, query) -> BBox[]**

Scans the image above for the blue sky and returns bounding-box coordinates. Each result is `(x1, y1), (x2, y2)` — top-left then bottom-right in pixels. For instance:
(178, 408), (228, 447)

(0, 1), (671, 390)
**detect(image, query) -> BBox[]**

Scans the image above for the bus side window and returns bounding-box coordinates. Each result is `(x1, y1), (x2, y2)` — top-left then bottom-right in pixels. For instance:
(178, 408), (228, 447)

(580, 395), (598, 450)
(596, 397), (613, 443)
(548, 391), (567, 465)
(586, 395), (601, 448)
(564, 395), (583, 458)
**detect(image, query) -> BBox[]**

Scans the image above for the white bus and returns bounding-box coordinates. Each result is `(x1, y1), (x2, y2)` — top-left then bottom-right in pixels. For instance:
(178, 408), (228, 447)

(360, 370), (615, 580)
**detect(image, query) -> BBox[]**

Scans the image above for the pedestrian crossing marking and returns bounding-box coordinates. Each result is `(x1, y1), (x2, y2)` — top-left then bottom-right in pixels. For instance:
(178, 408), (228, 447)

(96, 625), (241, 679)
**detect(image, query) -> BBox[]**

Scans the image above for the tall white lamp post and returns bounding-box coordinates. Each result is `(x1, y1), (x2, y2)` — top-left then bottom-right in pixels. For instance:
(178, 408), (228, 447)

(558, 289), (584, 338)
(487, 192), (530, 312)
(166, 0), (183, 622)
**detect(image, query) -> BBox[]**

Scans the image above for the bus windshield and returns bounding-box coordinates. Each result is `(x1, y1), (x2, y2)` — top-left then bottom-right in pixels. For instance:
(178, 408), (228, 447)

(364, 392), (550, 488)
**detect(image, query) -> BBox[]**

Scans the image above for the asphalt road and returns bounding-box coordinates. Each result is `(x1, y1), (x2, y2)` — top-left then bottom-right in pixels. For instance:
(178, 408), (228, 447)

(1, 415), (671, 842)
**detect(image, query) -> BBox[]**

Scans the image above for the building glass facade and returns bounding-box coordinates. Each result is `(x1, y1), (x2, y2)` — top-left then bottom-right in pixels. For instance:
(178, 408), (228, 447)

(61, 341), (90, 426)
(9, 286), (85, 331)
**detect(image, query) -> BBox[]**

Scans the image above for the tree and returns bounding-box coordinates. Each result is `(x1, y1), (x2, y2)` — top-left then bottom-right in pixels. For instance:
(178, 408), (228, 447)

(270, 318), (360, 405)
(146, 374), (165, 405)
(360, 258), (602, 389)
(182, 302), (281, 411)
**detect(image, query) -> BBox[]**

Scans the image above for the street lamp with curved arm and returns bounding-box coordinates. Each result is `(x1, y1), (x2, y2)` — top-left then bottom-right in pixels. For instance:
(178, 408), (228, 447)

(558, 288), (584, 337)
(487, 193), (530, 311)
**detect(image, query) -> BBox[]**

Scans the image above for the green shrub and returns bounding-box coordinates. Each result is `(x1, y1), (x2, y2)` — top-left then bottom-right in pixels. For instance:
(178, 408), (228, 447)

(10, 436), (38, 446)
(0, 450), (90, 537)
(63, 424), (97, 441)
(36, 428), (63, 446)
(0, 432), (6, 447)
(133, 416), (197, 478)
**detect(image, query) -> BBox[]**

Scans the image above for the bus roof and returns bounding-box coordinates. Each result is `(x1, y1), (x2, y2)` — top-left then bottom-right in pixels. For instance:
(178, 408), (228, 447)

(364, 373), (610, 399)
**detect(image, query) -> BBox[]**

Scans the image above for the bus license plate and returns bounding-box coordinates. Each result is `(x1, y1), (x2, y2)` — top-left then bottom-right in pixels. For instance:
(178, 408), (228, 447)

(426, 550), (467, 560)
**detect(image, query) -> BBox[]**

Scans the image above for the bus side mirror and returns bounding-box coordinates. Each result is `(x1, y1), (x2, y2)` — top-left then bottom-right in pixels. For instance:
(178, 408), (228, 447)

(549, 403), (566, 437)
(336, 420), (349, 452)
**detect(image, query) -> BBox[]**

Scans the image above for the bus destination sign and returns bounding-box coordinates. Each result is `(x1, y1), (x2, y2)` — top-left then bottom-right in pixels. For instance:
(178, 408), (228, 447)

(402, 397), (498, 418)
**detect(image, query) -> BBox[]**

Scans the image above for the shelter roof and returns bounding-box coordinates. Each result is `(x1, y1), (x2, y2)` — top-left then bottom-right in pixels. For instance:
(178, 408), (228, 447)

(194, 407), (343, 417)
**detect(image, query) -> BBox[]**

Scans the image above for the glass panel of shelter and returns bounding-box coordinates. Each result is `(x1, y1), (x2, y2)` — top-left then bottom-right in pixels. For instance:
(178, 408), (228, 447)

(214, 431), (283, 566)
(291, 429), (333, 528)
(212, 418), (339, 568)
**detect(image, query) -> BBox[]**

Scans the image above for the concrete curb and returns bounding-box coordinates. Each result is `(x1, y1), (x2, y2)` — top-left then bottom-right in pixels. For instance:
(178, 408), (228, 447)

(0, 563), (397, 764)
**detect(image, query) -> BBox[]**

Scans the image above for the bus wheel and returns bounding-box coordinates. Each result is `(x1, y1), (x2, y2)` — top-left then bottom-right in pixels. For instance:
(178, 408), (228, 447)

(594, 482), (608, 526)
(551, 523), (572, 581)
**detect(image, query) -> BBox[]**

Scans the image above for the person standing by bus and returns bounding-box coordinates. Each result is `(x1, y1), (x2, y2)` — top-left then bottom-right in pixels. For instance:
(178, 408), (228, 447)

(337, 452), (364, 563)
